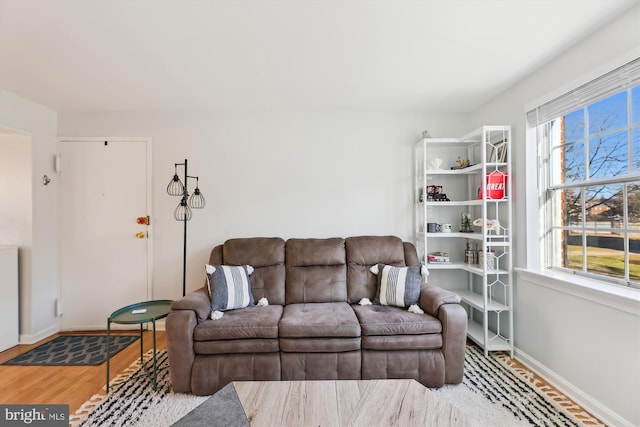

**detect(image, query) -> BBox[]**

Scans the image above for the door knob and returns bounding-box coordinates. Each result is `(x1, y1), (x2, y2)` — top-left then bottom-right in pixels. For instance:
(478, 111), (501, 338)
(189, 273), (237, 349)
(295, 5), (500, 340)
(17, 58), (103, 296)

(135, 232), (146, 239)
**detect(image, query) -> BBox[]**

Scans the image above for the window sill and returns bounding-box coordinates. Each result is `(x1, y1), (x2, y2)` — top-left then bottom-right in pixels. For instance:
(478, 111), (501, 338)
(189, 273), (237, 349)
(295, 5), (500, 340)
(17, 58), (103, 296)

(515, 268), (640, 315)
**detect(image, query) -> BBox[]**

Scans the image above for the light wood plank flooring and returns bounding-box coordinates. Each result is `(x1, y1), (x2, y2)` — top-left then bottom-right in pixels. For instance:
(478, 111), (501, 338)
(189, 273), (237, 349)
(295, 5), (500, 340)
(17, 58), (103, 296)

(0, 330), (166, 414)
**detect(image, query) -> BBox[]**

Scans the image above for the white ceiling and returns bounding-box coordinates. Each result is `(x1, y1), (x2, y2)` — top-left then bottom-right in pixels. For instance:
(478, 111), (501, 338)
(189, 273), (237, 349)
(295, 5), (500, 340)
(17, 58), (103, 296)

(0, 0), (636, 113)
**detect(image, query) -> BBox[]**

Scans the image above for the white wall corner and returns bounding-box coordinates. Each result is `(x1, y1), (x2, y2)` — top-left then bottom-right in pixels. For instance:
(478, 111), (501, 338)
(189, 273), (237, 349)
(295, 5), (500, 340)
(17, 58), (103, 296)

(19, 323), (59, 345)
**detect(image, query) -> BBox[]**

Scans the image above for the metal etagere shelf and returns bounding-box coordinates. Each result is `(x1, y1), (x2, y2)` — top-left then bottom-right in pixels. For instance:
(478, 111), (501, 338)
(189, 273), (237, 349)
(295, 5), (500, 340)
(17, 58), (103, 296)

(415, 125), (513, 357)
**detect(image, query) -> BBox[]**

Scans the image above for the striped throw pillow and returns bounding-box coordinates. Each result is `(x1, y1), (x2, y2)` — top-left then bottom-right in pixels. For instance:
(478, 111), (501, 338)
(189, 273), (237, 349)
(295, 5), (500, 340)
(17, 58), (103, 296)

(206, 264), (255, 311)
(372, 264), (422, 308)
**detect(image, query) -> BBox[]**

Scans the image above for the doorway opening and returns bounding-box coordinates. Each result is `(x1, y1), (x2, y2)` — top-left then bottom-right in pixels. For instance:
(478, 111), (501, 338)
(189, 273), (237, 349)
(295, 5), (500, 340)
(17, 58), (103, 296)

(0, 125), (32, 350)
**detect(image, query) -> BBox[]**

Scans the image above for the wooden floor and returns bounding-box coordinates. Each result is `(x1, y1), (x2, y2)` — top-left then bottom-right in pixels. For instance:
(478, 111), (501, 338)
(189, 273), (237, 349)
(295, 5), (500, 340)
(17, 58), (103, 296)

(0, 330), (167, 414)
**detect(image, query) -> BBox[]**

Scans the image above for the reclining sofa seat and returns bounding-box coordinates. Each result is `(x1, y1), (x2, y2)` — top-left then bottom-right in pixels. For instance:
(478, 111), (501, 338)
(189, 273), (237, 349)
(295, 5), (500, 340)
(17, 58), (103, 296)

(280, 237), (361, 380)
(347, 236), (451, 386)
(166, 235), (467, 396)
(168, 237), (286, 394)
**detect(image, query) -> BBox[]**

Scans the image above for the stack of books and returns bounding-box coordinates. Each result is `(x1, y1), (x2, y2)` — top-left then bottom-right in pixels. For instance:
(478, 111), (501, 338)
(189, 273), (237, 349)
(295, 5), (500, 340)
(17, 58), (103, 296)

(427, 252), (451, 264)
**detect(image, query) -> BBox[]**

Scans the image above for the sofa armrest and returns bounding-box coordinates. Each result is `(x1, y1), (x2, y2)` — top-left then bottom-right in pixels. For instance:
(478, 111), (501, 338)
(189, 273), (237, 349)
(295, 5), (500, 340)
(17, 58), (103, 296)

(439, 303), (467, 384)
(170, 286), (211, 322)
(418, 284), (461, 317)
(418, 284), (467, 384)
(166, 287), (210, 393)
(166, 309), (198, 393)
(403, 241), (420, 265)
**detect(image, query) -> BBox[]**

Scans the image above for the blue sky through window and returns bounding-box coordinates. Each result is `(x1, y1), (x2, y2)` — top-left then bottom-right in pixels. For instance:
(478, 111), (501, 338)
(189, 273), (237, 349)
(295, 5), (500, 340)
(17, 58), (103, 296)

(564, 109), (583, 143)
(558, 85), (639, 201)
(589, 131), (627, 180)
(634, 128), (640, 172)
(588, 91), (627, 135)
(561, 86), (640, 183)
(560, 141), (584, 183)
(633, 86), (640, 124)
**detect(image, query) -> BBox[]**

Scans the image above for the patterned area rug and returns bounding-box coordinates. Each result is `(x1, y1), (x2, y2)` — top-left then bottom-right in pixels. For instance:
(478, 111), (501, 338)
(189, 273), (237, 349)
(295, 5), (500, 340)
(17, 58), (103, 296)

(456, 347), (603, 426)
(70, 346), (604, 427)
(3, 335), (139, 366)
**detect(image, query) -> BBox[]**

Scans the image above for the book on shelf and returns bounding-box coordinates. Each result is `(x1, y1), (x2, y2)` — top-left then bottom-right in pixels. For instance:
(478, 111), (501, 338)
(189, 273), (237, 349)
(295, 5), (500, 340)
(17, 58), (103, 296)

(427, 252), (450, 263)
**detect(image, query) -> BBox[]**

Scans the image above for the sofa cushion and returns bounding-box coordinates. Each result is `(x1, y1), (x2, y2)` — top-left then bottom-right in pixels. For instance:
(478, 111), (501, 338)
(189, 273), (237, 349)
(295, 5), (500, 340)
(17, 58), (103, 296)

(219, 237), (286, 305)
(372, 264), (422, 308)
(352, 304), (442, 336)
(285, 238), (347, 304)
(345, 236), (408, 303)
(194, 305), (283, 341)
(206, 264), (255, 311)
(279, 302), (361, 338)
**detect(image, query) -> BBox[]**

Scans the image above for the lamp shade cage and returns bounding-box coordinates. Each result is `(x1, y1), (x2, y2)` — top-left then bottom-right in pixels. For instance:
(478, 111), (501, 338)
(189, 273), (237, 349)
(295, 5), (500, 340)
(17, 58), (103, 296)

(167, 174), (184, 196)
(174, 198), (192, 221)
(189, 187), (206, 209)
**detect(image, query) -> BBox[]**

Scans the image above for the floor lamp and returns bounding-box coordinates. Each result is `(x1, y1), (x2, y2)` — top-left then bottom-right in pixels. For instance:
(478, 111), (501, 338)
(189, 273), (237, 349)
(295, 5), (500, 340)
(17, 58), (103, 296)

(167, 159), (206, 296)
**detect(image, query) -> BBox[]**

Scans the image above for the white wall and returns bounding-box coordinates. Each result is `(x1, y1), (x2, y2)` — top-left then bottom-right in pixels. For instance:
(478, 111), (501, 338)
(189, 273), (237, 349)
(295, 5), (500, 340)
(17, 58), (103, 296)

(469, 4), (640, 426)
(57, 110), (468, 299)
(0, 130), (32, 314)
(0, 131), (31, 243)
(0, 89), (58, 343)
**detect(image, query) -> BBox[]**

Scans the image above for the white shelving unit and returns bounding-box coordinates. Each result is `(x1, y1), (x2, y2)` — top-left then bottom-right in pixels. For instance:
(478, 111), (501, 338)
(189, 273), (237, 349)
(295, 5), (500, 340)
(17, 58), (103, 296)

(415, 126), (513, 356)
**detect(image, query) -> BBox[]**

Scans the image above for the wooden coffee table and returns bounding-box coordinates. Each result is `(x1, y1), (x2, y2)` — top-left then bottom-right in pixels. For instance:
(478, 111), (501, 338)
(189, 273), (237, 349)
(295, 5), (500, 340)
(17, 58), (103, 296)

(174, 379), (467, 426)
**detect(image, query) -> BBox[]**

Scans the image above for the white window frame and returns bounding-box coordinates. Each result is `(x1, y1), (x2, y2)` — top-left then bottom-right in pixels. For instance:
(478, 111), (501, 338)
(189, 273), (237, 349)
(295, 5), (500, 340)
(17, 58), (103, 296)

(525, 55), (640, 294)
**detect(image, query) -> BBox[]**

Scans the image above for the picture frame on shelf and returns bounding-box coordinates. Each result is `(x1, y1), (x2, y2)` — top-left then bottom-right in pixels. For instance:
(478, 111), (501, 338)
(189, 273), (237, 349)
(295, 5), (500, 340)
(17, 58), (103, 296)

(426, 185), (443, 195)
(425, 185), (443, 201)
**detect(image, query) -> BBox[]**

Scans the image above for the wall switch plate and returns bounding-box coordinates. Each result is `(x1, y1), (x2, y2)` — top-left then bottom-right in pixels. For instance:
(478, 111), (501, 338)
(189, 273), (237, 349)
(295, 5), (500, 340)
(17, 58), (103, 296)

(55, 298), (63, 317)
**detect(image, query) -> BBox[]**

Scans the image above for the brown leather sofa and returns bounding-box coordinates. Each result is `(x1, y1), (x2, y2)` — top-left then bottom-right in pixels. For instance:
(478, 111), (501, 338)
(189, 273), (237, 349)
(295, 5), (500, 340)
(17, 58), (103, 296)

(166, 235), (467, 395)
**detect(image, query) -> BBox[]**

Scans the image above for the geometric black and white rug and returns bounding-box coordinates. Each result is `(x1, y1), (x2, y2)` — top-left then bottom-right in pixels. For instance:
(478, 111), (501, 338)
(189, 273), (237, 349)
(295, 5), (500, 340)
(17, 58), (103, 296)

(452, 346), (598, 426)
(70, 346), (604, 427)
(3, 335), (139, 366)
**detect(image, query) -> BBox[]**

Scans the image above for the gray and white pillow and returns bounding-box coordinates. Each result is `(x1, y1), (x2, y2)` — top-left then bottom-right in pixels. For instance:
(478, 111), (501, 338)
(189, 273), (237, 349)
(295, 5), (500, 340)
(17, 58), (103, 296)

(371, 264), (422, 308)
(205, 264), (255, 311)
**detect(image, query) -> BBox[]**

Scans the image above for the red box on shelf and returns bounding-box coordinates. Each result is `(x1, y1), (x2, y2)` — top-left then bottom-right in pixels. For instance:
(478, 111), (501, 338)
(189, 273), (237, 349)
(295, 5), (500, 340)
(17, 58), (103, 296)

(478, 171), (508, 200)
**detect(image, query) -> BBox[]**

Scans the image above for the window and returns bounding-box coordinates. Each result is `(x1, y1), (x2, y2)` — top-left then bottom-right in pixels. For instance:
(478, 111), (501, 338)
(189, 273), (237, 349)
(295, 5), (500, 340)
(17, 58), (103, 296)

(528, 58), (640, 289)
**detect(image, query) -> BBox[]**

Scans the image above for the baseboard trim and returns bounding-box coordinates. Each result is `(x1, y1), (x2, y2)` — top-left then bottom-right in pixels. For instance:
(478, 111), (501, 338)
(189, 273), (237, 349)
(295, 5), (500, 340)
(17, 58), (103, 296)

(59, 320), (166, 333)
(514, 347), (634, 427)
(19, 323), (60, 345)
(18, 321), (166, 345)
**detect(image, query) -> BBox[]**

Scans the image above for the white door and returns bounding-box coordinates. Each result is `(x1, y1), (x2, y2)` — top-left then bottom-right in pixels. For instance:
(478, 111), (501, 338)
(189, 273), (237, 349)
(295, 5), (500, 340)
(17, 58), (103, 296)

(58, 139), (151, 330)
